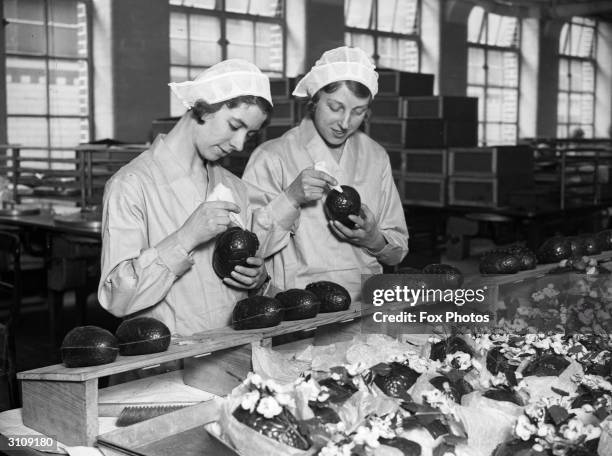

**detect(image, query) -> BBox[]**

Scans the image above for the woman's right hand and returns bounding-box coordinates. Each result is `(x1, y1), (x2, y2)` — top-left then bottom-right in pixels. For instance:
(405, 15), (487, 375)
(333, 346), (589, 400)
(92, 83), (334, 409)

(177, 201), (241, 252)
(286, 168), (337, 206)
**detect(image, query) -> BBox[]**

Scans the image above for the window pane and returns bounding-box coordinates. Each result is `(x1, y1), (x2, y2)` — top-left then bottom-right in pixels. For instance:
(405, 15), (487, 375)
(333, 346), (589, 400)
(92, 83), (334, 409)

(559, 58), (569, 91)
(4, 0), (46, 54)
(579, 61), (594, 92)
(170, 66), (189, 116)
(226, 0), (280, 16)
(486, 50), (518, 87)
(249, 0), (282, 17)
(485, 88), (503, 122)
(377, 0), (395, 32)
(568, 93), (583, 123)
(47, 0), (87, 58)
(467, 6), (484, 43)
(189, 15), (221, 66)
(345, 0), (373, 29)
(49, 150), (77, 170)
(345, 33), (375, 61)
(226, 19), (254, 61)
(467, 47), (485, 85)
(49, 59), (88, 115)
(501, 124), (516, 144)
(485, 123), (501, 146)
(7, 117), (49, 148)
(501, 88), (518, 123)
(255, 22), (283, 73)
(50, 117), (85, 147)
(170, 12), (188, 65)
(171, 0), (216, 8)
(558, 92), (568, 123)
(377, 37), (418, 72)
(467, 85), (484, 122)
(392, 0), (419, 34)
(488, 14), (518, 47)
(6, 57), (48, 115)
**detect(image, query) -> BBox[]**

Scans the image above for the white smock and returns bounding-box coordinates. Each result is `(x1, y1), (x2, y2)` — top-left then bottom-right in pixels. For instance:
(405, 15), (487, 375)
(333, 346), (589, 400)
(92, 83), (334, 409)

(98, 135), (292, 335)
(242, 118), (409, 301)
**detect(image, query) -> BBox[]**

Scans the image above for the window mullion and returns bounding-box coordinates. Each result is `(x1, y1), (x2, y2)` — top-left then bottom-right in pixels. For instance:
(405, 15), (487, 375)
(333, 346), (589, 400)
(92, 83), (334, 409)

(44, 0), (52, 164)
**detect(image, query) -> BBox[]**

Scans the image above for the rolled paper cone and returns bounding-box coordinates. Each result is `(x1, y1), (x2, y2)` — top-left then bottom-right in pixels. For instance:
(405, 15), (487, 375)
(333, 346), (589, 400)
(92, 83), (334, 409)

(314, 161), (343, 192)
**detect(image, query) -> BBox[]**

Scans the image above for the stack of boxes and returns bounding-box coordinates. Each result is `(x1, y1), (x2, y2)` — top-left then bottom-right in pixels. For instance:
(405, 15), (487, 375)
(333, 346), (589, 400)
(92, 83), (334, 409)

(366, 70), (478, 207)
(447, 146), (534, 207)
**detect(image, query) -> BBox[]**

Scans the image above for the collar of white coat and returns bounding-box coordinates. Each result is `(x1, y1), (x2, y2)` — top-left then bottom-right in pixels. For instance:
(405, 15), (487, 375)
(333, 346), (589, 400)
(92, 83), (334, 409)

(150, 134), (224, 200)
(296, 117), (353, 178)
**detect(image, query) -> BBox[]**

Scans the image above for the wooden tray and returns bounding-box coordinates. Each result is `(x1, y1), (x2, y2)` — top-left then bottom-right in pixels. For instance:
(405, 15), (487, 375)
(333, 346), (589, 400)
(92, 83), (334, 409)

(97, 400), (238, 456)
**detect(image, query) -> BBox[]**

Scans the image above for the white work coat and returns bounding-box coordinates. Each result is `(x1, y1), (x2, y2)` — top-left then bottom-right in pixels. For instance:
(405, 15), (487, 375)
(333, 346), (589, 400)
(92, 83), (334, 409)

(98, 136), (290, 335)
(242, 118), (409, 301)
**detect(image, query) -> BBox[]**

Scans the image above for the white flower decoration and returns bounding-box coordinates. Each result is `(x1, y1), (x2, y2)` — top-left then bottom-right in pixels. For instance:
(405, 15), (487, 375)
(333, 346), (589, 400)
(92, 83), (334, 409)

(515, 415), (537, 441)
(256, 396), (283, 419)
(240, 390), (260, 413)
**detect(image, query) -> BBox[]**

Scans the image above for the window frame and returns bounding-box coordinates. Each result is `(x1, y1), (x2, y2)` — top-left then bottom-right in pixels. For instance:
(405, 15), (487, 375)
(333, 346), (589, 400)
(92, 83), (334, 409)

(467, 8), (521, 146)
(169, 0), (287, 78)
(3, 0), (94, 161)
(557, 18), (598, 139)
(344, 0), (422, 72)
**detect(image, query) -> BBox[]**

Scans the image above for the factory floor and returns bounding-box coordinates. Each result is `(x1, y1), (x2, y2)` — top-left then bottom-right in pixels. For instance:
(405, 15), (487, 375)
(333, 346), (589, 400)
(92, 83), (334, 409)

(0, 238), (497, 412)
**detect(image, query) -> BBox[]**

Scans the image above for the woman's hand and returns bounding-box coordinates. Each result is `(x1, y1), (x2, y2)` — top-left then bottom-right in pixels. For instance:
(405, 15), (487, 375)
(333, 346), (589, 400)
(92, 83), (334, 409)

(329, 204), (386, 252)
(177, 201), (241, 252)
(223, 257), (269, 290)
(286, 168), (337, 207)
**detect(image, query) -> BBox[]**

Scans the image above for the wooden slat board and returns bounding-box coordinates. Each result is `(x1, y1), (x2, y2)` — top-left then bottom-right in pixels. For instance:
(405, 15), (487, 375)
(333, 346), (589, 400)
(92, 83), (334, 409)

(17, 306), (365, 382)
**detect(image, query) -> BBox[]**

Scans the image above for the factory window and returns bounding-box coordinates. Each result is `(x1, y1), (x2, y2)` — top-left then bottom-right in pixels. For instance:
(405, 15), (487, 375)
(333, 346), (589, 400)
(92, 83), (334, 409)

(557, 17), (597, 139)
(467, 7), (520, 146)
(3, 0), (92, 169)
(169, 0), (285, 116)
(344, 0), (421, 72)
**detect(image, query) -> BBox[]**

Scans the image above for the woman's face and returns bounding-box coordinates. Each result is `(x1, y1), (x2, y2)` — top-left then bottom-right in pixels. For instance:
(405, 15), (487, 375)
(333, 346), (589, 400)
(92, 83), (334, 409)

(194, 103), (266, 162)
(312, 83), (370, 148)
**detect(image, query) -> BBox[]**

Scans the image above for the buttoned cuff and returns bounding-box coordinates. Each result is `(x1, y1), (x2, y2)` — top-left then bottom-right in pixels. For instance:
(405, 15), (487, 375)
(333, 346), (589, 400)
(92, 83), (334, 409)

(155, 232), (195, 277)
(365, 235), (393, 261)
(267, 192), (300, 231)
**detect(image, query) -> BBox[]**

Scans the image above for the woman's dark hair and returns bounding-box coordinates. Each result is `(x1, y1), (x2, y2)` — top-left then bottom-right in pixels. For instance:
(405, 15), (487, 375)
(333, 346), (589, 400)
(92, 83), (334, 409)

(190, 95), (273, 129)
(306, 80), (372, 117)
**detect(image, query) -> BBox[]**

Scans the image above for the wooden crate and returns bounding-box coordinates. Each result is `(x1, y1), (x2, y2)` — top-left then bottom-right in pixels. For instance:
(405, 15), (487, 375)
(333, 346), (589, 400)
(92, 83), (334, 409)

(402, 174), (446, 207)
(368, 119), (478, 148)
(269, 98), (299, 124)
(402, 96), (478, 121)
(449, 146), (533, 176)
(269, 77), (296, 98)
(377, 70), (434, 96)
(371, 97), (406, 119)
(403, 149), (447, 176)
(449, 176), (501, 207)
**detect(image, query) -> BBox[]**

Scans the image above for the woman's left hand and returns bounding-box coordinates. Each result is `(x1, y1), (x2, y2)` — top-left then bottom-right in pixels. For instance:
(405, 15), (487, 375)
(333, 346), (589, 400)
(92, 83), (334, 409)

(329, 204), (386, 251)
(223, 257), (269, 290)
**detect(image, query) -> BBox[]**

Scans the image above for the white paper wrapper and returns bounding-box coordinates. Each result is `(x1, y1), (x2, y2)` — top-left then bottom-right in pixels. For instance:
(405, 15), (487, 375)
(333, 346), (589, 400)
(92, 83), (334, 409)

(206, 182), (244, 228)
(219, 387), (315, 456)
(454, 392), (523, 456)
(333, 389), (399, 434)
(518, 360), (583, 402)
(252, 344), (311, 384)
(599, 417), (612, 456)
(396, 428), (445, 456)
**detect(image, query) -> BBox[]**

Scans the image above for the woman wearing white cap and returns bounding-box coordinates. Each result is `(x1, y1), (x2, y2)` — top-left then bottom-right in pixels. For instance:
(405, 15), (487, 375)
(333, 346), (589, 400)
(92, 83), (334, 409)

(243, 47), (409, 303)
(99, 60), (280, 335)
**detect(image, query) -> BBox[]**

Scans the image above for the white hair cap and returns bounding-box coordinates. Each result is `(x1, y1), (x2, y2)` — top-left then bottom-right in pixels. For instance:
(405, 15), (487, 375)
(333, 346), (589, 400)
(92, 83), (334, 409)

(292, 46), (378, 99)
(168, 59), (273, 109)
